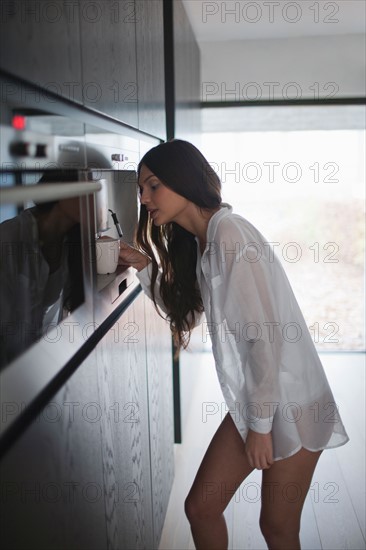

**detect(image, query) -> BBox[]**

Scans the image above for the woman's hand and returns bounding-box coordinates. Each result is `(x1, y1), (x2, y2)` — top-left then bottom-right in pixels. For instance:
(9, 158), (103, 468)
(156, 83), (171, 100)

(245, 429), (274, 470)
(118, 240), (150, 272)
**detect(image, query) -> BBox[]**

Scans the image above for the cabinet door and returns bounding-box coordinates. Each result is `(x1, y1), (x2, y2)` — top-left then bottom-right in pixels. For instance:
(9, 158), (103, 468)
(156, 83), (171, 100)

(173, 0), (201, 141)
(0, 293), (154, 550)
(144, 295), (174, 547)
(135, 0), (166, 139)
(0, 0), (83, 103)
(79, 0), (138, 127)
(0, 347), (107, 550)
(95, 292), (154, 549)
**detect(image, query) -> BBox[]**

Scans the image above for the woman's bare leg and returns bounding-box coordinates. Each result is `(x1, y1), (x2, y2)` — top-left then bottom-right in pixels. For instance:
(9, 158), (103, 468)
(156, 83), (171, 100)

(184, 412), (254, 550)
(260, 448), (322, 549)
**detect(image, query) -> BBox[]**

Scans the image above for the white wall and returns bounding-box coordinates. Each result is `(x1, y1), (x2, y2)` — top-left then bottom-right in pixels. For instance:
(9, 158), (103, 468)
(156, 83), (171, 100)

(200, 34), (365, 102)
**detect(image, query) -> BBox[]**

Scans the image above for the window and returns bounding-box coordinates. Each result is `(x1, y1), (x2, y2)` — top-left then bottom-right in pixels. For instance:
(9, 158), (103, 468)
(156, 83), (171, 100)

(201, 105), (365, 351)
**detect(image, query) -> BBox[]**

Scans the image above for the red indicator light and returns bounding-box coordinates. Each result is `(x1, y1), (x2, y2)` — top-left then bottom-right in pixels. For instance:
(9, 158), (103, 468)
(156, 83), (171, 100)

(12, 115), (26, 131)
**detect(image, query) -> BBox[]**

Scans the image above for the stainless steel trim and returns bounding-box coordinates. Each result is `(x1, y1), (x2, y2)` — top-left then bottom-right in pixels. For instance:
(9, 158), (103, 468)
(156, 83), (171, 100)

(0, 181), (102, 205)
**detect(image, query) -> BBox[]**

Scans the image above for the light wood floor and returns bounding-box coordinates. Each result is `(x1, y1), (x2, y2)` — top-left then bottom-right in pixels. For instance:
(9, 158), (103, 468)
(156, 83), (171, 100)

(159, 350), (365, 550)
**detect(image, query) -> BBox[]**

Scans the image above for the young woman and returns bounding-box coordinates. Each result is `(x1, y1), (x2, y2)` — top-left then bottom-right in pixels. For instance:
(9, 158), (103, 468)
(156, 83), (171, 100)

(118, 139), (349, 550)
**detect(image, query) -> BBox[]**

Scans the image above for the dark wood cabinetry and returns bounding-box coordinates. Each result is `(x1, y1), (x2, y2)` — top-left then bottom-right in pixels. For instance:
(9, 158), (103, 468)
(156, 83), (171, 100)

(95, 291), (154, 548)
(145, 295), (174, 546)
(0, 0), (201, 544)
(0, 0), (83, 103)
(173, 0), (201, 140)
(0, 292), (174, 550)
(1, 0), (166, 137)
(0, 335), (106, 549)
(164, 0), (201, 141)
(79, 0), (138, 127)
(135, 0), (166, 139)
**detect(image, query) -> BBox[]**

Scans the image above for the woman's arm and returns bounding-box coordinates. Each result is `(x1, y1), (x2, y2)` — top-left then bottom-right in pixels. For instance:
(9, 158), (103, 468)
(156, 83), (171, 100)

(119, 241), (204, 327)
(217, 219), (283, 435)
(118, 241), (166, 311)
(118, 240), (150, 272)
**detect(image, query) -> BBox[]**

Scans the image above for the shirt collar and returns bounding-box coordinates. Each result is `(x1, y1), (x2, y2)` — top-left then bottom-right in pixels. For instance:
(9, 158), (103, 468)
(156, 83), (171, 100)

(206, 202), (232, 240)
(194, 202), (233, 252)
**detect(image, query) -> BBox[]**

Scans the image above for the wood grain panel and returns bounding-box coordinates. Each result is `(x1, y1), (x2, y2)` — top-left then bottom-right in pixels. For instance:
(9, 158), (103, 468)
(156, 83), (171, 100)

(0, 0), (83, 103)
(0, 348), (107, 550)
(144, 295), (175, 547)
(79, 0), (138, 126)
(95, 291), (154, 549)
(135, 0), (166, 139)
(56, 354), (107, 550)
(173, 0), (201, 142)
(0, 290), (174, 549)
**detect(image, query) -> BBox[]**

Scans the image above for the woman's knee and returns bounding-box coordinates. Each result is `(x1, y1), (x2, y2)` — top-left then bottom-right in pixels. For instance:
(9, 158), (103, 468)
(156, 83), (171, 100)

(184, 491), (222, 523)
(259, 513), (300, 544)
(184, 494), (197, 522)
(184, 493), (205, 523)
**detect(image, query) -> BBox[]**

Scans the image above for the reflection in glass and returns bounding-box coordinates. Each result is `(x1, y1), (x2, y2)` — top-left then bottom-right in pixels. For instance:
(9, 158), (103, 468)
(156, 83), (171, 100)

(0, 171), (84, 368)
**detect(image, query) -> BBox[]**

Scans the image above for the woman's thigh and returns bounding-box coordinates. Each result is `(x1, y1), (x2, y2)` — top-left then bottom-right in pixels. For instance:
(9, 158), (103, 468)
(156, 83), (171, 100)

(260, 447), (322, 532)
(185, 412), (254, 519)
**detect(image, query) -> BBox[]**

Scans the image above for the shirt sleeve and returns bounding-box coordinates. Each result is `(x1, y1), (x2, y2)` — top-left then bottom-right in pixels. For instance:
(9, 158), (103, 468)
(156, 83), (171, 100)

(136, 262), (204, 328)
(217, 218), (282, 434)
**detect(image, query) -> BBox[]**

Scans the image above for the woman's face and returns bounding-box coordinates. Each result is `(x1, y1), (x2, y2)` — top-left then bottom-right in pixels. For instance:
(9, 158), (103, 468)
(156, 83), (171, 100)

(138, 164), (192, 226)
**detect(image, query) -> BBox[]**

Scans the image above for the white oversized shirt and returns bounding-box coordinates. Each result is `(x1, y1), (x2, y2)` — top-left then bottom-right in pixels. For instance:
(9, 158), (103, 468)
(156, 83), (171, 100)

(136, 203), (349, 460)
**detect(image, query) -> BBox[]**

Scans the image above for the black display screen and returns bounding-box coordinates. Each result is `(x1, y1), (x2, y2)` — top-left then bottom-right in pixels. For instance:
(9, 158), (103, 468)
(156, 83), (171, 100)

(0, 170), (85, 369)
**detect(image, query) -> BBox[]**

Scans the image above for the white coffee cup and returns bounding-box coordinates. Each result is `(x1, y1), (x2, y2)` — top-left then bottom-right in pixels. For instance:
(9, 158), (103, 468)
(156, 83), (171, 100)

(96, 237), (120, 275)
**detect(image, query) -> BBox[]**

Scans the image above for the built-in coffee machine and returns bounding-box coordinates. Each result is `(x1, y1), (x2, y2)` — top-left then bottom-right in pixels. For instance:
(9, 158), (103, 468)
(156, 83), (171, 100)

(0, 75), (159, 449)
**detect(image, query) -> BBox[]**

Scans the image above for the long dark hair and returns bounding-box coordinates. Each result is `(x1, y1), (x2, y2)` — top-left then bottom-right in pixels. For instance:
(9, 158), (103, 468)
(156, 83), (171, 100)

(136, 140), (222, 350)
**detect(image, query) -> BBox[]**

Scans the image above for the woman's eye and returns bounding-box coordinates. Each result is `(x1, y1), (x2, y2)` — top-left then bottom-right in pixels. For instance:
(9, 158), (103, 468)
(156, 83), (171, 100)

(151, 184), (159, 191)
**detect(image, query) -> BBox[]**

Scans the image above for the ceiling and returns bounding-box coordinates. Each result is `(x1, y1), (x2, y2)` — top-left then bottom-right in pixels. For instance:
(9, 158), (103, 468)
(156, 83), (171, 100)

(182, 0), (366, 42)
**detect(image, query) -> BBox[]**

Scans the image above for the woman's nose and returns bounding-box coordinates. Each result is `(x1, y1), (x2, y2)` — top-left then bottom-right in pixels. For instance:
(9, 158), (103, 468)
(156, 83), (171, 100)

(140, 189), (150, 204)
